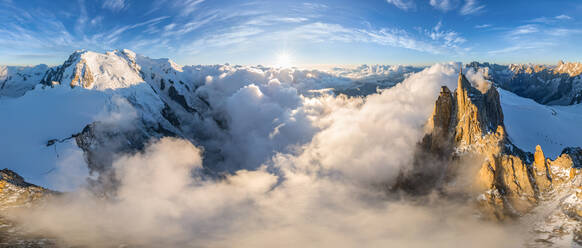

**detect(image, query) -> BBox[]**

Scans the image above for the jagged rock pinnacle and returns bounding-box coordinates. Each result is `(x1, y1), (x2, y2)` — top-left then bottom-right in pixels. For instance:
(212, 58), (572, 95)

(409, 71), (582, 220)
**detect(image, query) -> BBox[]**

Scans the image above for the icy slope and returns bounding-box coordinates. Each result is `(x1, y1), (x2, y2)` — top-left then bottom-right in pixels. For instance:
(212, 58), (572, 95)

(500, 89), (582, 158)
(0, 86), (107, 189)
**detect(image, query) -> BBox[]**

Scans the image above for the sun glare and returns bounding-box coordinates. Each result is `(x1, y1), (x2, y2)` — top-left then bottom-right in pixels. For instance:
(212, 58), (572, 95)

(275, 51), (293, 68)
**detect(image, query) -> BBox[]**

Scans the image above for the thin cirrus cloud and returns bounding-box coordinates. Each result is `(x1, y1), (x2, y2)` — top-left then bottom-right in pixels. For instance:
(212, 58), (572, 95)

(487, 14), (581, 58)
(509, 24), (539, 36)
(429, 0), (457, 12)
(385, 0), (416, 11)
(405, 0), (485, 15)
(426, 21), (466, 48)
(187, 21), (468, 56)
(459, 0), (485, 15)
(178, 0), (206, 16)
(555, 14), (573, 20)
(0, 0), (581, 65)
(102, 0), (127, 12)
(488, 41), (553, 55)
(529, 14), (574, 24)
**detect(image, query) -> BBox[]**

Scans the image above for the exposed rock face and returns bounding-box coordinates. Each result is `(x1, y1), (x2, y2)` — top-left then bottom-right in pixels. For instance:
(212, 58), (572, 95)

(425, 86), (453, 153)
(534, 145), (553, 190)
(40, 50), (83, 87)
(403, 71), (582, 223)
(0, 169), (57, 247)
(453, 72), (504, 149)
(69, 58), (94, 88)
(0, 169), (47, 209)
(72, 120), (166, 195)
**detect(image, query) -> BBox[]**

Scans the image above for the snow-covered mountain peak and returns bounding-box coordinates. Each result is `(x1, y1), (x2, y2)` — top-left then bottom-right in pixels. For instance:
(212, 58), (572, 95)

(42, 49), (145, 90)
(120, 49), (136, 60)
(555, 61), (582, 77)
(135, 54), (184, 73)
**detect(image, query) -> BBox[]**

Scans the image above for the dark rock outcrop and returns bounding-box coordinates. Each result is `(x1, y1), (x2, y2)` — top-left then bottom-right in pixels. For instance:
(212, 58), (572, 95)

(0, 169), (47, 208)
(0, 170), (58, 247)
(40, 51), (84, 87)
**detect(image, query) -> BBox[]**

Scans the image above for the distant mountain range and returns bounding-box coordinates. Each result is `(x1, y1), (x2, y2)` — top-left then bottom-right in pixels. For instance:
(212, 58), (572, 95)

(468, 61), (582, 105)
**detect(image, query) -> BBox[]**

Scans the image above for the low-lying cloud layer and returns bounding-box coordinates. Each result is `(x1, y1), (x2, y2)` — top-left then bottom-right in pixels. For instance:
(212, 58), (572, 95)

(8, 63), (526, 247)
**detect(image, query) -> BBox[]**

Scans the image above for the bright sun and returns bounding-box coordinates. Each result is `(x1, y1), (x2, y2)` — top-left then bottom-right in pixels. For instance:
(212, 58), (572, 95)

(276, 51), (293, 68)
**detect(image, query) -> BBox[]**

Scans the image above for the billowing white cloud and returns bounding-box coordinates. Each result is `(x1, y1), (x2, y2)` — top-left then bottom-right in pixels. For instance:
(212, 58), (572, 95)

(5, 63), (529, 247)
(276, 63), (460, 183)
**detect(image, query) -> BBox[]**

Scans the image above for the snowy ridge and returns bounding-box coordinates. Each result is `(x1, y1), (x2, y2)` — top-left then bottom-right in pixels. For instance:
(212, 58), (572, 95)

(80, 50), (144, 90)
(0, 64), (48, 98)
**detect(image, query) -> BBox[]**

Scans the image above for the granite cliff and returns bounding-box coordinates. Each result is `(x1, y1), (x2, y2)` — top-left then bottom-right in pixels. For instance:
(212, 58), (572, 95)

(398, 70), (582, 245)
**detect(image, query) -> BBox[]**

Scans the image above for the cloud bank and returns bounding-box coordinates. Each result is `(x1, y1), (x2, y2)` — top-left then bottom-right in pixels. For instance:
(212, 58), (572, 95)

(7, 63), (526, 247)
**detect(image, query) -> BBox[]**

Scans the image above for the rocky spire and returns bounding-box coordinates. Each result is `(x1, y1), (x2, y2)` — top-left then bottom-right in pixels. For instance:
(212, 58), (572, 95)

(452, 70), (504, 147)
(405, 68), (582, 221)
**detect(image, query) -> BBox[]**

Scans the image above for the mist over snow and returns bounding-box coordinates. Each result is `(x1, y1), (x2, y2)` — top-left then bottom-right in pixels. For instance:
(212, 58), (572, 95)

(0, 81), (164, 190)
(2, 62), (529, 247)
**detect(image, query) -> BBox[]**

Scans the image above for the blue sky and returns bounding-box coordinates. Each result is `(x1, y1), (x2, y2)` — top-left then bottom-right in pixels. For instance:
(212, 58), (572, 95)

(1, 0), (581, 66)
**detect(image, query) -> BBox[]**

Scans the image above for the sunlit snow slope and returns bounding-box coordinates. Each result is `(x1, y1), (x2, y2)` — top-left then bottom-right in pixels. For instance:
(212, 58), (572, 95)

(500, 89), (582, 158)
